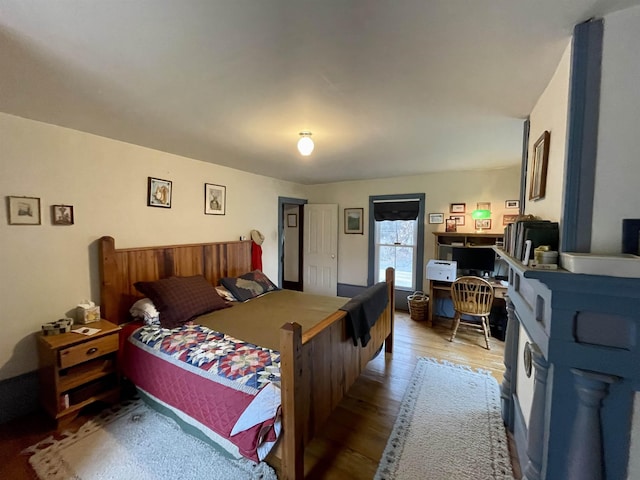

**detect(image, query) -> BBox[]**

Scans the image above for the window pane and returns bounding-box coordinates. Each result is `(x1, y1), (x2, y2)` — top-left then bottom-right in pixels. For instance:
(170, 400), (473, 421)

(378, 221), (398, 244)
(376, 245), (415, 288)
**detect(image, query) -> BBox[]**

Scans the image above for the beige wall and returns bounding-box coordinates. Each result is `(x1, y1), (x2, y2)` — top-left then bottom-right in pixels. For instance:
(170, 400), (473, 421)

(0, 112), (305, 380)
(525, 41), (571, 222)
(306, 167), (521, 286)
(592, 5), (640, 253)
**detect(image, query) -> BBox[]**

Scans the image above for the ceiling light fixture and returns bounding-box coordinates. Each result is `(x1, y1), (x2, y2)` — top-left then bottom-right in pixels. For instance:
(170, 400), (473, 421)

(297, 131), (314, 156)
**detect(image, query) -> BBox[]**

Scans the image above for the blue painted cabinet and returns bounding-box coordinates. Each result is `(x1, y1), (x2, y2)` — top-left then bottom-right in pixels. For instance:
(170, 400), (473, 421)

(498, 250), (640, 480)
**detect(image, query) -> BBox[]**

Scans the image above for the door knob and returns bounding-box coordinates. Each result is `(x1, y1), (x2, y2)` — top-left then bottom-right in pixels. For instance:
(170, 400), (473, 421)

(331, 254), (335, 259)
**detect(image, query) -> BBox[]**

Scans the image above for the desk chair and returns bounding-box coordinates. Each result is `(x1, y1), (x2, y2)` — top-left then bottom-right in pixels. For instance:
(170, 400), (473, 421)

(449, 276), (494, 349)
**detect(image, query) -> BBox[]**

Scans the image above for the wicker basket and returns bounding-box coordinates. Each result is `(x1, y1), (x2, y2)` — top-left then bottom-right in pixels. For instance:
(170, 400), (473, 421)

(407, 291), (428, 321)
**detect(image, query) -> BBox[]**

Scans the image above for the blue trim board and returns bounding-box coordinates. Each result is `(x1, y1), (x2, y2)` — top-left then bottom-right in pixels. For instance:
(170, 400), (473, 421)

(520, 118), (530, 214)
(562, 18), (603, 252)
(0, 371), (39, 424)
(367, 193), (425, 291)
(512, 394), (529, 475)
(277, 196), (307, 288)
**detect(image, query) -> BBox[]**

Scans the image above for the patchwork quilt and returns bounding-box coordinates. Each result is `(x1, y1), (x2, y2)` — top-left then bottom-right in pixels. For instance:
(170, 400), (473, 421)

(124, 323), (281, 462)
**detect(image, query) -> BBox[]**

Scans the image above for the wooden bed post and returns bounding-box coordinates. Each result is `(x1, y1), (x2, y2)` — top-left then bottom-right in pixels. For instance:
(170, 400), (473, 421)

(385, 266), (395, 353)
(99, 236), (117, 320)
(280, 322), (304, 480)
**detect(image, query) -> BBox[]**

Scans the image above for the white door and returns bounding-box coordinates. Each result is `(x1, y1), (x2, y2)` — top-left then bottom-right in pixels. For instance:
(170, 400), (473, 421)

(303, 204), (338, 295)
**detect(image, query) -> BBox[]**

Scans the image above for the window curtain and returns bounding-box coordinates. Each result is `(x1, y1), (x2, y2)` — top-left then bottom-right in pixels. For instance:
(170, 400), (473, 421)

(373, 201), (419, 221)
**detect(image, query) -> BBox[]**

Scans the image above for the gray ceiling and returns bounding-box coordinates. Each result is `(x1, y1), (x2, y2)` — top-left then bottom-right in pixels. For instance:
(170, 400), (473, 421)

(1, 1), (639, 184)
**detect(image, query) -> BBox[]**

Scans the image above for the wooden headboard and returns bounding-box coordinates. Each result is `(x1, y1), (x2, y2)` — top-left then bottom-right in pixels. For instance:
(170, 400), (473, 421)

(99, 236), (252, 324)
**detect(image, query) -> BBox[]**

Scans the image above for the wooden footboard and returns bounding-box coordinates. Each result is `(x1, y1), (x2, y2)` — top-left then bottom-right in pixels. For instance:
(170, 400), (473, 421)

(278, 267), (395, 480)
(99, 236), (395, 478)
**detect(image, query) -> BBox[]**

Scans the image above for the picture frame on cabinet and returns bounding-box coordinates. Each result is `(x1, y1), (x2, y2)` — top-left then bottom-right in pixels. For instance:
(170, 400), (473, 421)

(445, 218), (457, 232)
(7, 196), (41, 225)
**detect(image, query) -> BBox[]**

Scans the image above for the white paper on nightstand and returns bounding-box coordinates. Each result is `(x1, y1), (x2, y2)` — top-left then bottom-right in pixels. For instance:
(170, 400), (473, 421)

(71, 327), (102, 336)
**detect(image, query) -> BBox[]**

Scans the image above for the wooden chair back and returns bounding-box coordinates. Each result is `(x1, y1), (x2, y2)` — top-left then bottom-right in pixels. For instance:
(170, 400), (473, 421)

(451, 276), (494, 316)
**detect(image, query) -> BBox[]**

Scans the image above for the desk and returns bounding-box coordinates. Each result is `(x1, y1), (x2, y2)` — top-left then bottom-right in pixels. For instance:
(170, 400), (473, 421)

(426, 278), (508, 327)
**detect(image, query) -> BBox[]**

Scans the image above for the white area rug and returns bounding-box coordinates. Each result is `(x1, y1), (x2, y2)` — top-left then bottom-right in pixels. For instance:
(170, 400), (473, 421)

(23, 399), (277, 480)
(375, 357), (514, 480)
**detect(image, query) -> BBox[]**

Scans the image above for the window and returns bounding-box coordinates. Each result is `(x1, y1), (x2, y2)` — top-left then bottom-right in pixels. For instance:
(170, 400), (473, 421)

(368, 194), (425, 292)
(375, 219), (417, 289)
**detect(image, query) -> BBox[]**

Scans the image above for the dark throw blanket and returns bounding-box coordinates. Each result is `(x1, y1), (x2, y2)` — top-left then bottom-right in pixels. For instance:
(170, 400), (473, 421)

(340, 282), (389, 347)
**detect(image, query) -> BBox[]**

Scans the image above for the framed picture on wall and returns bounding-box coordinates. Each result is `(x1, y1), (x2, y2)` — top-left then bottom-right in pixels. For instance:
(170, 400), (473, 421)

(428, 213), (444, 224)
(287, 213), (297, 227)
(52, 205), (74, 225)
(450, 203), (466, 213)
(505, 199), (520, 209)
(503, 214), (519, 225)
(475, 219), (492, 230)
(344, 208), (363, 234)
(529, 131), (550, 201)
(449, 214), (465, 226)
(204, 183), (226, 215)
(147, 177), (172, 208)
(7, 196), (41, 225)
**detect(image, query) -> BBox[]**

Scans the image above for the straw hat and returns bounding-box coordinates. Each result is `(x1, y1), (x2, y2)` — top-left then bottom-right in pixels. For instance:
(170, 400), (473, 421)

(250, 229), (265, 245)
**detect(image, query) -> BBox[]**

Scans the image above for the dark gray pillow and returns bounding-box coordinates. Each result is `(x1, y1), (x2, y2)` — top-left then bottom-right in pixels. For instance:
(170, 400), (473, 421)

(134, 275), (230, 329)
(220, 270), (279, 302)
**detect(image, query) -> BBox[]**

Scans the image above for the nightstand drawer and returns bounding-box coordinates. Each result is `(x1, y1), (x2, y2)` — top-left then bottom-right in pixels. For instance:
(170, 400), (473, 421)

(59, 334), (118, 369)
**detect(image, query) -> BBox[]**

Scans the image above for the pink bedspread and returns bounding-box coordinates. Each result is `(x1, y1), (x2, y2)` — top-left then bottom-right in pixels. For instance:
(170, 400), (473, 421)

(124, 323), (281, 461)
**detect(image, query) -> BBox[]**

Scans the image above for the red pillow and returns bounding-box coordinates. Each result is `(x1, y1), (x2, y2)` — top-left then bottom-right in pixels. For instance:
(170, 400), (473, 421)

(134, 275), (230, 329)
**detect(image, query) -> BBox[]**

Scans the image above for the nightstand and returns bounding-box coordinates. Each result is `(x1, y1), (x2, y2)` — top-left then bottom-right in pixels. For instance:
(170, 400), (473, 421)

(37, 319), (121, 426)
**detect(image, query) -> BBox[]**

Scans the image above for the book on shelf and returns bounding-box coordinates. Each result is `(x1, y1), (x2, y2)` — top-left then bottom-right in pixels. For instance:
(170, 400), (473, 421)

(503, 219), (559, 261)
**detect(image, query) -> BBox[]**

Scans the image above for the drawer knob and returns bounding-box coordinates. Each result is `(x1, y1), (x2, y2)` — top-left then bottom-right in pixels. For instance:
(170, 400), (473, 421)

(86, 347), (98, 355)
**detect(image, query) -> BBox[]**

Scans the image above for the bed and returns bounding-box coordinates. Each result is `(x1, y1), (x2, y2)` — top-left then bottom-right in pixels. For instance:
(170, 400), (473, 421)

(99, 236), (395, 479)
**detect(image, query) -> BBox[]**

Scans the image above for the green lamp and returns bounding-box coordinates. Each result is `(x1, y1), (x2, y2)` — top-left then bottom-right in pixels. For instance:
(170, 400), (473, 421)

(471, 209), (491, 220)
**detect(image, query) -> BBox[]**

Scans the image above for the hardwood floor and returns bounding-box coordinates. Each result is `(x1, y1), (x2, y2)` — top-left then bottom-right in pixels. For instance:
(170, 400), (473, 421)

(0, 311), (520, 479)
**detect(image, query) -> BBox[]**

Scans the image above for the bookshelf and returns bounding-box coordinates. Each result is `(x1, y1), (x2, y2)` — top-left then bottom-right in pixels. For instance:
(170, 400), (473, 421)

(432, 232), (504, 261)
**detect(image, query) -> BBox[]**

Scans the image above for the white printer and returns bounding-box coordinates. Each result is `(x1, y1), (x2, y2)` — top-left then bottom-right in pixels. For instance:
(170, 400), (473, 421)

(426, 259), (457, 282)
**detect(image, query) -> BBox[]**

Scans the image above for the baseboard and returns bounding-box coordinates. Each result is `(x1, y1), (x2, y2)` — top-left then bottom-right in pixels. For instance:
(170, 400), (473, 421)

(0, 371), (39, 424)
(512, 393), (529, 472)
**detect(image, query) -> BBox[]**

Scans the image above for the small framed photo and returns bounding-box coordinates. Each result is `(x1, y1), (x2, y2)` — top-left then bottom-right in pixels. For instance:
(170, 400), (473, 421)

(450, 203), (466, 213)
(476, 202), (491, 211)
(52, 205), (74, 225)
(204, 183), (226, 215)
(287, 213), (297, 227)
(7, 196), (41, 225)
(147, 177), (172, 208)
(445, 218), (457, 232)
(505, 199), (520, 209)
(503, 214), (519, 225)
(475, 219), (492, 230)
(449, 214), (465, 226)
(428, 213), (444, 224)
(344, 208), (364, 234)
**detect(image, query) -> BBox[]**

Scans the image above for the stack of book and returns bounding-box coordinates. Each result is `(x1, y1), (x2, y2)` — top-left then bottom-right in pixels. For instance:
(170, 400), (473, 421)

(503, 219), (559, 264)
